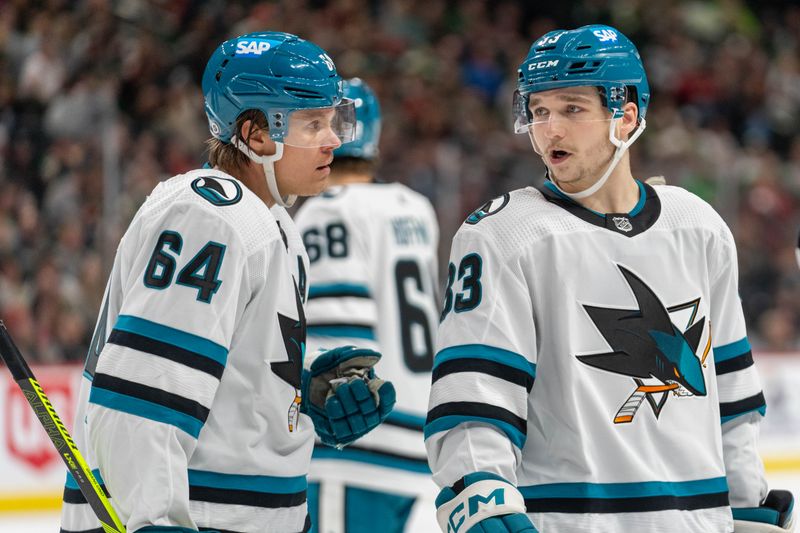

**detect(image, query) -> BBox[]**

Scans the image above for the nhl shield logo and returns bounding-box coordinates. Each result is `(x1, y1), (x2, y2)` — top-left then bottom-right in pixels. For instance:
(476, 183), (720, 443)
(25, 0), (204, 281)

(612, 216), (633, 232)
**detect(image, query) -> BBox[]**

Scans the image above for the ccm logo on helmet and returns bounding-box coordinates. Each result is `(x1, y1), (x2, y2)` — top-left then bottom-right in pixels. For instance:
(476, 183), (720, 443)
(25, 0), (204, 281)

(528, 59), (559, 70)
(236, 40), (272, 56)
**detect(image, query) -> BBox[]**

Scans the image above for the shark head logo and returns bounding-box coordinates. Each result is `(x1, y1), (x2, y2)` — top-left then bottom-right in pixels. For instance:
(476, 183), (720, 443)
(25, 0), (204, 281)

(577, 265), (710, 423)
(191, 176), (242, 206)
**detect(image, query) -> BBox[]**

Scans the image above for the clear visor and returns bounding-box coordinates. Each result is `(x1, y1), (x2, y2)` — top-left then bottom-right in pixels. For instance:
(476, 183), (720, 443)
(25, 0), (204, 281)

(512, 84), (627, 134)
(282, 98), (357, 148)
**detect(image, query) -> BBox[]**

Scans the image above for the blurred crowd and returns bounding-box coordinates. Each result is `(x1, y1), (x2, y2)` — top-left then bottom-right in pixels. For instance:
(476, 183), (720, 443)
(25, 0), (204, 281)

(0, 0), (799, 363)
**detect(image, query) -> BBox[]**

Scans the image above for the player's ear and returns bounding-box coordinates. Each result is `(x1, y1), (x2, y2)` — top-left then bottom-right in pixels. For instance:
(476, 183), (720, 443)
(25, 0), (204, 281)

(618, 102), (639, 139)
(241, 119), (277, 157)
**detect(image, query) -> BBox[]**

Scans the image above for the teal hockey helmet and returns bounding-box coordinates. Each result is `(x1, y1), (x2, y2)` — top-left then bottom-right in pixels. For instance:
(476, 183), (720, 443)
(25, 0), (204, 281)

(513, 24), (650, 133)
(334, 78), (381, 160)
(202, 31), (355, 147)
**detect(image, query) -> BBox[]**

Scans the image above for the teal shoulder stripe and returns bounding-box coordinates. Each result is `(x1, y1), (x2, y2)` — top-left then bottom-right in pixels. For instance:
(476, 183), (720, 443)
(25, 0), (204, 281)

(721, 405), (767, 424)
(434, 344), (536, 378)
(519, 477), (729, 500)
(115, 315), (228, 366)
(188, 469), (306, 494)
(311, 447), (431, 474)
(65, 468), (105, 490)
(423, 415), (526, 449)
(89, 387), (203, 438)
(309, 283), (371, 299)
(307, 325), (376, 340)
(714, 338), (751, 363)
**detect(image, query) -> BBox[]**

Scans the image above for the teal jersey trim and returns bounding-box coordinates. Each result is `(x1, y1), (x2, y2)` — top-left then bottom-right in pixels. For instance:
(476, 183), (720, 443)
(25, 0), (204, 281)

(311, 447), (431, 474)
(89, 387), (203, 438)
(385, 409), (426, 430)
(520, 476), (729, 500)
(188, 469), (307, 494)
(308, 283), (371, 299)
(543, 180), (647, 217)
(307, 325), (376, 340)
(434, 344), (536, 379)
(714, 338), (751, 363)
(732, 506), (781, 525)
(721, 404), (767, 424)
(65, 468), (105, 490)
(114, 315), (228, 366)
(423, 415), (526, 449)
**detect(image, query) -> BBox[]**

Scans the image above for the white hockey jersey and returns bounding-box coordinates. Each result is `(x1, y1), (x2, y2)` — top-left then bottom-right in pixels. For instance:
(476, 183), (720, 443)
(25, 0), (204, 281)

(60, 169), (314, 533)
(294, 182), (440, 532)
(426, 181), (768, 533)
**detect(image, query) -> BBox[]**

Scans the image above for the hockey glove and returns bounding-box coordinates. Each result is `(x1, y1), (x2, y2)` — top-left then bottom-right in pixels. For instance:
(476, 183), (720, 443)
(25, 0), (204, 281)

(435, 472), (538, 533)
(301, 346), (395, 447)
(733, 490), (795, 532)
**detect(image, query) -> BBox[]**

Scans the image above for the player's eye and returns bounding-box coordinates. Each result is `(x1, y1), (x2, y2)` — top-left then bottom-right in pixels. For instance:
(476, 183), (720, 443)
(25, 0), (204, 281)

(305, 120), (322, 132)
(566, 104), (583, 114)
(532, 107), (549, 118)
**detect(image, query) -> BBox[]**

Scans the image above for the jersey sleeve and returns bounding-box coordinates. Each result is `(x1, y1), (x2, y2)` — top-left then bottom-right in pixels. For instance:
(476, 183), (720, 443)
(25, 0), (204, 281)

(86, 202), (252, 531)
(425, 224), (537, 488)
(709, 223), (768, 508)
(296, 200), (380, 353)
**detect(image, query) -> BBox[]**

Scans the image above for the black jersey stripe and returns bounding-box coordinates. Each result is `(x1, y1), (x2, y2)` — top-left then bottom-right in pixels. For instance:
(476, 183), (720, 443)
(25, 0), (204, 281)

(92, 373), (210, 423)
(62, 485), (111, 505)
(190, 485), (306, 508)
(109, 329), (224, 379)
(720, 391), (766, 419)
(715, 351), (754, 376)
(525, 491), (729, 514)
(432, 358), (534, 392)
(426, 401), (526, 434)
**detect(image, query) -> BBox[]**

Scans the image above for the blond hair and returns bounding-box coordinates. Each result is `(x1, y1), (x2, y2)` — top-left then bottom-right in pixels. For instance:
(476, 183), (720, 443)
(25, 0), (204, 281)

(205, 110), (268, 176)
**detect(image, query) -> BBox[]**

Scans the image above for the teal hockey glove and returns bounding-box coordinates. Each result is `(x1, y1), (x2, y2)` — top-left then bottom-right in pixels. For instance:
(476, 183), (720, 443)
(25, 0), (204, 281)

(301, 346), (395, 447)
(435, 472), (538, 533)
(734, 490), (795, 532)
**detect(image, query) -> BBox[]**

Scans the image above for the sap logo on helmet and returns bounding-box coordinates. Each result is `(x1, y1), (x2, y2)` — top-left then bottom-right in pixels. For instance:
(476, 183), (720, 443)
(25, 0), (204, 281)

(528, 60), (559, 71)
(235, 40), (272, 56)
(593, 29), (618, 42)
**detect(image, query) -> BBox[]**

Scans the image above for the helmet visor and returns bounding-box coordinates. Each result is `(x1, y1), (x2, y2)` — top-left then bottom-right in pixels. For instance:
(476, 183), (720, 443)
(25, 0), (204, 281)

(512, 84), (626, 133)
(283, 98), (356, 148)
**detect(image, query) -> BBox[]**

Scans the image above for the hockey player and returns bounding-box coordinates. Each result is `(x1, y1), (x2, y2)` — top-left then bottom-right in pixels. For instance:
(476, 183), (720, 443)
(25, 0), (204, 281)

(295, 78), (441, 532)
(426, 25), (795, 533)
(59, 32), (395, 533)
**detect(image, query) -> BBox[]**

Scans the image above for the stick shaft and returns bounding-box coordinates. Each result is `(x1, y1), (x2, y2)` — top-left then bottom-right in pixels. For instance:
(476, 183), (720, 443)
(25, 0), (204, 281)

(0, 321), (125, 533)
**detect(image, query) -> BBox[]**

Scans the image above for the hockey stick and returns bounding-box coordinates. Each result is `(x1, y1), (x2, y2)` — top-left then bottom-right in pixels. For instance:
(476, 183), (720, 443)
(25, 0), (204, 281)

(0, 320), (125, 533)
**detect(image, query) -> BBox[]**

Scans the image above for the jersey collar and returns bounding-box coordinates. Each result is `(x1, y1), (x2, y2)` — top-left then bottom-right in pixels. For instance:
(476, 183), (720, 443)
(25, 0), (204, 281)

(538, 179), (661, 237)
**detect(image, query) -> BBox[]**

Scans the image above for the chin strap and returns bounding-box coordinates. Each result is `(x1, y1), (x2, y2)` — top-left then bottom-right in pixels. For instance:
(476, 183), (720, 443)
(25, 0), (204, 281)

(544, 117), (647, 201)
(233, 137), (296, 208)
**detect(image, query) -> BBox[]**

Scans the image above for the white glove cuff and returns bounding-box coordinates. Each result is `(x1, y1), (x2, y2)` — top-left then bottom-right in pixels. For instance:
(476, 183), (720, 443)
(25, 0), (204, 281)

(436, 479), (526, 533)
